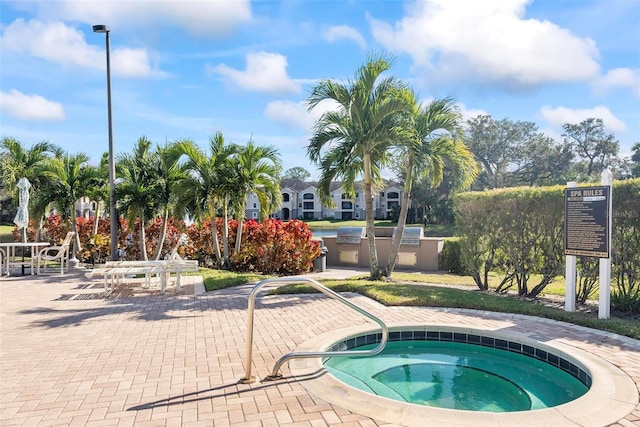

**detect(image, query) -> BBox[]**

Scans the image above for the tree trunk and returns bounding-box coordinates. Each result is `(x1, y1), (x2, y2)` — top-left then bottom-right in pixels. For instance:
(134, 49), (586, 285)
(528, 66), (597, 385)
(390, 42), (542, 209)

(70, 209), (81, 260)
(92, 201), (102, 236)
(152, 209), (169, 260)
(235, 218), (244, 254)
(139, 212), (148, 261)
(383, 163), (413, 277)
(363, 152), (380, 279)
(222, 195), (230, 268)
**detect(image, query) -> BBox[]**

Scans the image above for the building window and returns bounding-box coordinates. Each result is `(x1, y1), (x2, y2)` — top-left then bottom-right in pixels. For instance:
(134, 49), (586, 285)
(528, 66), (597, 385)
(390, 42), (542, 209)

(303, 193), (314, 199)
(387, 201), (399, 209)
(341, 201), (353, 209)
(341, 193), (351, 199)
(299, 203), (302, 208)
(253, 203), (257, 209)
(282, 193), (290, 202)
(303, 212), (314, 220)
(303, 202), (314, 210)
(388, 191), (399, 199)
(380, 192), (385, 198)
(252, 212), (258, 218)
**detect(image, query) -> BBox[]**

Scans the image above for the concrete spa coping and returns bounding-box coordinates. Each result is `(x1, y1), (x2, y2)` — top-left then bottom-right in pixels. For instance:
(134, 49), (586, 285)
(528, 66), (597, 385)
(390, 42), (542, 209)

(287, 322), (639, 427)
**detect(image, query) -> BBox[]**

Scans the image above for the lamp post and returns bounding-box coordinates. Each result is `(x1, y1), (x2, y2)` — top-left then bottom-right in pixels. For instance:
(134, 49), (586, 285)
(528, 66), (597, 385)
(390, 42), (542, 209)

(93, 24), (119, 261)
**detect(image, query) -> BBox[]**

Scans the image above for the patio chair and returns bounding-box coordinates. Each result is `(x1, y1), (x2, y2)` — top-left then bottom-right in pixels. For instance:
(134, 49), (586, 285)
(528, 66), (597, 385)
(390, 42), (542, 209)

(37, 232), (75, 275)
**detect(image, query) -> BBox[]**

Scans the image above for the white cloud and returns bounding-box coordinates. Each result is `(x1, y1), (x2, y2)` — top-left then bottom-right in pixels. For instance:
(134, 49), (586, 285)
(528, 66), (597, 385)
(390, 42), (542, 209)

(593, 68), (640, 97)
(265, 99), (339, 131)
(210, 52), (301, 95)
(24, 0), (252, 38)
(0, 89), (66, 121)
(0, 19), (157, 77)
(323, 25), (366, 49)
(369, 0), (600, 87)
(540, 106), (627, 133)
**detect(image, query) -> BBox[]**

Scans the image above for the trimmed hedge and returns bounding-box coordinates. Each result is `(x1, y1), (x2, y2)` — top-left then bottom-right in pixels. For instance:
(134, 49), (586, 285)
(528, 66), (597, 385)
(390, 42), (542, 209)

(454, 179), (640, 313)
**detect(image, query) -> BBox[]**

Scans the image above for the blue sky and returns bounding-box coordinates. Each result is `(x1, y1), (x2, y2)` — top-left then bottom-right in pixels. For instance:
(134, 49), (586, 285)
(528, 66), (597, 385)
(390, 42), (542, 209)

(1, 0), (638, 180)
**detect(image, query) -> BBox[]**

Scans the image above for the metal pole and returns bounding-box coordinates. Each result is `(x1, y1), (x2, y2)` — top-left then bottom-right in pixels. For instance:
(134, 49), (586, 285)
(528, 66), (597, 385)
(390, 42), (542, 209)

(105, 32), (119, 261)
(95, 25), (119, 261)
(599, 169), (613, 319)
(565, 181), (577, 312)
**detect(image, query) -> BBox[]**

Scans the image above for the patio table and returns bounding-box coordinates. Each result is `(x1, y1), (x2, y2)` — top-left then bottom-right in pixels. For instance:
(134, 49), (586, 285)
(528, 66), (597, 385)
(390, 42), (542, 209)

(0, 242), (50, 276)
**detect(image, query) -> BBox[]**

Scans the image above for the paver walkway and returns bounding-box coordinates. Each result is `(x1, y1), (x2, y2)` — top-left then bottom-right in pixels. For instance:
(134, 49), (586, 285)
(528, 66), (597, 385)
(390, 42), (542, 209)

(1, 269), (639, 426)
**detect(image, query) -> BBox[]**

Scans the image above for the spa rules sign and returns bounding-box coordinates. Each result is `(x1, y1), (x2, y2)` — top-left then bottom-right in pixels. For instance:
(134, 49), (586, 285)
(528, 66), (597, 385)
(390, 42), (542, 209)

(564, 186), (611, 258)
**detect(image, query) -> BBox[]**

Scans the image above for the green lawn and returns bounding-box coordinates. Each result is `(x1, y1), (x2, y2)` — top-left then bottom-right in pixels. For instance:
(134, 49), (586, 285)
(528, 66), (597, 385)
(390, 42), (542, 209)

(0, 225), (14, 243)
(196, 268), (639, 340)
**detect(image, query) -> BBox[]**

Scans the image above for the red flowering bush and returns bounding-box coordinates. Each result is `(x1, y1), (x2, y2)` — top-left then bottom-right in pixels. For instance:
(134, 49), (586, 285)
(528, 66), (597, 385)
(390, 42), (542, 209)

(185, 217), (238, 268)
(231, 219), (320, 275)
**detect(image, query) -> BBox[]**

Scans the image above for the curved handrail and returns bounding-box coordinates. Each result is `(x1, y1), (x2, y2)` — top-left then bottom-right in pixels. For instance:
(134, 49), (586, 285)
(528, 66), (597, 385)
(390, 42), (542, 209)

(239, 277), (388, 383)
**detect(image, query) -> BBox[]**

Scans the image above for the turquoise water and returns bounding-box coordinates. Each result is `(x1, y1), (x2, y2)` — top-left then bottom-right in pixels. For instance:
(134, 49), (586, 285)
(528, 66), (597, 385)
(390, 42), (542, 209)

(324, 341), (589, 412)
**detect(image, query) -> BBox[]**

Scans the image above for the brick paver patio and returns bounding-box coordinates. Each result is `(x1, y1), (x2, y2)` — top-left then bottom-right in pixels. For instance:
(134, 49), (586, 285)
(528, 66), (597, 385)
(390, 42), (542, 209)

(1, 270), (639, 426)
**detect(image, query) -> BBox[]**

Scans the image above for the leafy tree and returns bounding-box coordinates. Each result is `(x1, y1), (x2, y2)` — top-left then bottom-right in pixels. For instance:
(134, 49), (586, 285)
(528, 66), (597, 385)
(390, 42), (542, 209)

(510, 134), (573, 186)
(384, 95), (476, 277)
(465, 115), (570, 189)
(116, 137), (163, 261)
(464, 115), (519, 189)
(306, 52), (411, 279)
(562, 118), (619, 178)
(35, 153), (100, 259)
(282, 166), (311, 181)
(631, 142), (640, 178)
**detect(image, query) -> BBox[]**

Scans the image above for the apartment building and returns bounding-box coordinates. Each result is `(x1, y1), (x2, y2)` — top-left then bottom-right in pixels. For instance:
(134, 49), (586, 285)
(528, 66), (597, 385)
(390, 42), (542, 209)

(269, 178), (404, 221)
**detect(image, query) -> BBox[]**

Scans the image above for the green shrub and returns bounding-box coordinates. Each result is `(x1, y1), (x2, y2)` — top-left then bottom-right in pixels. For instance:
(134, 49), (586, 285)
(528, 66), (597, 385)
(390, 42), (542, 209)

(454, 179), (640, 313)
(439, 238), (465, 274)
(231, 219), (320, 275)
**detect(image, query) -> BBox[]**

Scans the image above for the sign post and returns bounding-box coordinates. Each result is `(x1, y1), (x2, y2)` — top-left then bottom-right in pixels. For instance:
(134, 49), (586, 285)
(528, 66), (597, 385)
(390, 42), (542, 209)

(563, 169), (613, 319)
(564, 182), (577, 312)
(599, 170), (613, 319)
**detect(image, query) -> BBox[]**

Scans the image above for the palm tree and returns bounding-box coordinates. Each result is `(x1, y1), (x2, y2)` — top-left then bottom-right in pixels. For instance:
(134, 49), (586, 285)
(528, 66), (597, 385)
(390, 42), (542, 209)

(306, 52), (411, 279)
(150, 141), (187, 260)
(0, 138), (62, 238)
(85, 152), (109, 236)
(116, 137), (162, 261)
(230, 141), (282, 254)
(0, 138), (62, 192)
(35, 153), (100, 259)
(174, 133), (239, 269)
(383, 95), (477, 277)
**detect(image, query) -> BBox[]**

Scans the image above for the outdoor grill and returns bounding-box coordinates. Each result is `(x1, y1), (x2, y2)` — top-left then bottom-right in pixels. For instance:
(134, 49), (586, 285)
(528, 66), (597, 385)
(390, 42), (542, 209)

(392, 227), (424, 246)
(335, 227), (366, 245)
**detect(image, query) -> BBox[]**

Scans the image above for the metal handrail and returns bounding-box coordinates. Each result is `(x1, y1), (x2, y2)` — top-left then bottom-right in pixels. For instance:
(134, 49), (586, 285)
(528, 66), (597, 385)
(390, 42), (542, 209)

(239, 277), (388, 383)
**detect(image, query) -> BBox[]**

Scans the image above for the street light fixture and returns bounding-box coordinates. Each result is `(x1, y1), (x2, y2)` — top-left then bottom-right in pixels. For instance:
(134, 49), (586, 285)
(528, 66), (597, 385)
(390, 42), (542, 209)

(93, 24), (119, 261)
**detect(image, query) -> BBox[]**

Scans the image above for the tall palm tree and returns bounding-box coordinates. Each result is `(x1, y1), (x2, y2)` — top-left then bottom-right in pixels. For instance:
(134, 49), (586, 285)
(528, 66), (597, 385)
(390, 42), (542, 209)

(150, 141), (187, 260)
(230, 141), (282, 254)
(85, 152), (109, 236)
(0, 138), (62, 192)
(383, 95), (477, 277)
(116, 137), (162, 261)
(35, 153), (100, 259)
(0, 138), (62, 239)
(174, 133), (239, 268)
(306, 52), (411, 279)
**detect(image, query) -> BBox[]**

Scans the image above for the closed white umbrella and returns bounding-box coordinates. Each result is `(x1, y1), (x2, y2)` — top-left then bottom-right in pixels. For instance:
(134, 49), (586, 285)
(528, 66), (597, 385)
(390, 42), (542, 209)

(13, 177), (31, 243)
